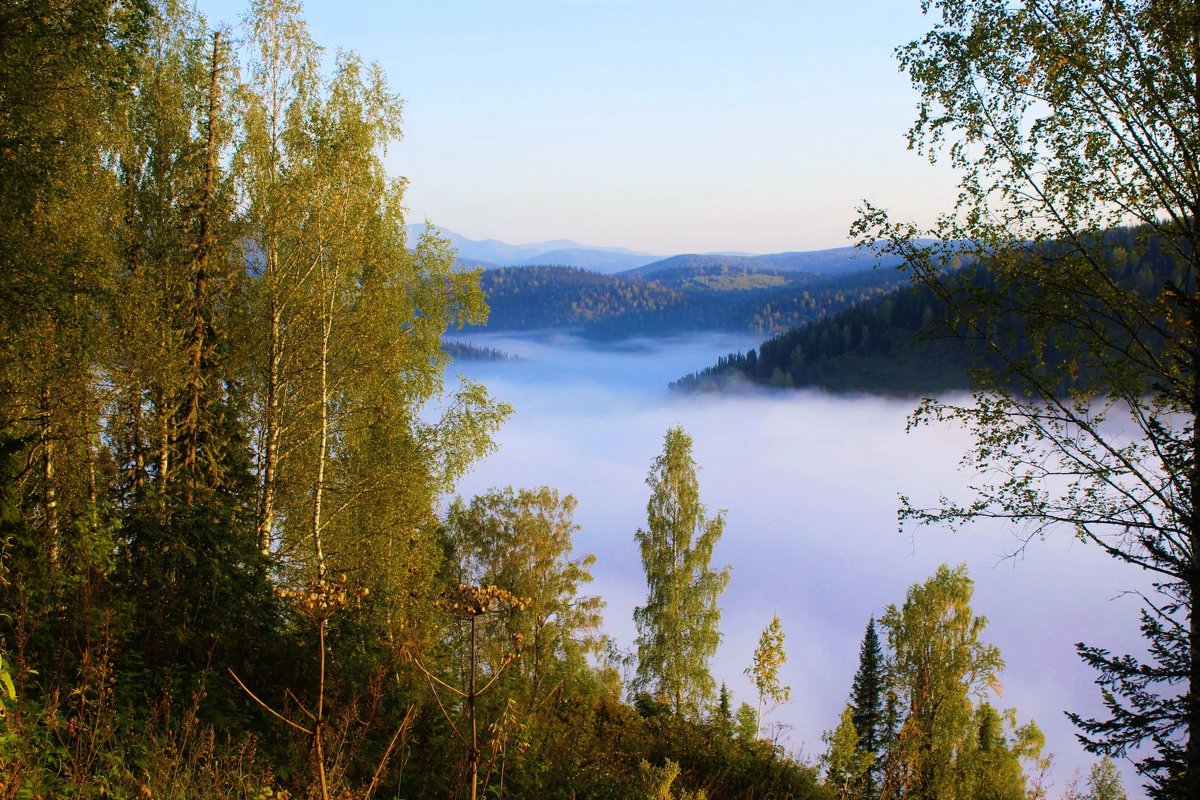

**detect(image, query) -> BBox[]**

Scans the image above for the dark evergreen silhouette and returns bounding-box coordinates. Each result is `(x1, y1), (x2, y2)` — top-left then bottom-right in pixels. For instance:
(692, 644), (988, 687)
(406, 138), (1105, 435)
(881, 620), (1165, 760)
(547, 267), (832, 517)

(850, 617), (887, 798)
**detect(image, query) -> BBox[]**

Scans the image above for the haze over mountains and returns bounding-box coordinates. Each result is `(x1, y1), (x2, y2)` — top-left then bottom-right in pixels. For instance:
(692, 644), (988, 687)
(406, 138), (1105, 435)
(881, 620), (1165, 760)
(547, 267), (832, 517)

(406, 224), (897, 277)
(410, 224), (915, 341)
(406, 224), (661, 272)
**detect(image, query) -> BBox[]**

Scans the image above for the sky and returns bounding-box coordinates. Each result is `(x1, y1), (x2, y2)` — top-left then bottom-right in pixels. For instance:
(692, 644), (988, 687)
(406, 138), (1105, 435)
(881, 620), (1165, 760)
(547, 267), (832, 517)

(193, 0), (962, 254)
(443, 333), (1152, 797)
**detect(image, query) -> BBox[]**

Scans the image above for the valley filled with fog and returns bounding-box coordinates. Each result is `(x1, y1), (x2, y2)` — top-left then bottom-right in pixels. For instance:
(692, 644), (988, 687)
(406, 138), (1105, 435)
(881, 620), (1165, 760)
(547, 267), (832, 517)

(443, 331), (1149, 795)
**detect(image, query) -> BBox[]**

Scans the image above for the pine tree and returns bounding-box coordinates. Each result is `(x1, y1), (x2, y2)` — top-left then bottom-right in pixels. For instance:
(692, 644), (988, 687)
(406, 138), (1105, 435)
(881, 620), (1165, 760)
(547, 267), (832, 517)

(633, 426), (730, 718)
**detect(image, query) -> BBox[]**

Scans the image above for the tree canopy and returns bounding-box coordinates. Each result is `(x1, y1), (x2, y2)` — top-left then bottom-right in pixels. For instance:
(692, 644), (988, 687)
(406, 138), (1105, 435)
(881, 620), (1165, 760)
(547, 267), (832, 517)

(633, 426), (731, 719)
(854, 1), (1200, 797)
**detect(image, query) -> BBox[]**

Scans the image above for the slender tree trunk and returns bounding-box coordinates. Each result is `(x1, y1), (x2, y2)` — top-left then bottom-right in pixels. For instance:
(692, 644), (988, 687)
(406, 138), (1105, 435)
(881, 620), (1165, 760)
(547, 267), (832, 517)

(315, 617), (330, 800)
(155, 229), (172, 510)
(311, 269), (330, 582)
(39, 384), (58, 573)
(182, 31), (221, 506)
(257, 300), (281, 556)
(1188, 10), (1200, 795)
(1187, 273), (1200, 799)
(131, 392), (145, 493)
(121, 163), (147, 494)
(156, 384), (170, 510)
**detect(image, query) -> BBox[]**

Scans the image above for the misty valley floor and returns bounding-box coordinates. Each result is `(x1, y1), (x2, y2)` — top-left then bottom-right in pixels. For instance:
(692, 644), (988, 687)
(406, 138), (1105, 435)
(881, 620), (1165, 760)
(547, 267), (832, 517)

(443, 331), (1150, 793)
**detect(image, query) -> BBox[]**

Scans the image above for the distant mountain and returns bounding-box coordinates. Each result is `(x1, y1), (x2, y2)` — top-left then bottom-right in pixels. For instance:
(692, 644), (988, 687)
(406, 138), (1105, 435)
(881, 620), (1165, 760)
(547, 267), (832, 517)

(405, 224), (661, 272)
(625, 246), (905, 279)
(513, 248), (655, 272)
(454, 256), (502, 271)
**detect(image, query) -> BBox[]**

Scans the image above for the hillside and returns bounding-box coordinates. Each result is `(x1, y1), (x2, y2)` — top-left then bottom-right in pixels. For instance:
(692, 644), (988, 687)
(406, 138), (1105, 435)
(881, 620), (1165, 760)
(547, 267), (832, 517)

(674, 227), (1186, 395)
(670, 276), (976, 394)
(627, 246), (906, 278)
(471, 261), (907, 339)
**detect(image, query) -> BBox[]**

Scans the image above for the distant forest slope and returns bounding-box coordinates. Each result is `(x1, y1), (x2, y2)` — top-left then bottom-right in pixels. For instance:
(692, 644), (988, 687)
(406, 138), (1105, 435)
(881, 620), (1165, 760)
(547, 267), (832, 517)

(673, 228), (1187, 395)
(627, 246), (907, 278)
(470, 261), (908, 339)
(671, 278), (978, 395)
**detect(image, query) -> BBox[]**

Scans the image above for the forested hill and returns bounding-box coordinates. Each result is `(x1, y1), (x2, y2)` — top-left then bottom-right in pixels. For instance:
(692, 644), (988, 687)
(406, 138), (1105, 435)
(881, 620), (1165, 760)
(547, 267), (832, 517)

(470, 261), (908, 339)
(625, 245), (905, 278)
(673, 227), (1187, 395)
(671, 277), (977, 394)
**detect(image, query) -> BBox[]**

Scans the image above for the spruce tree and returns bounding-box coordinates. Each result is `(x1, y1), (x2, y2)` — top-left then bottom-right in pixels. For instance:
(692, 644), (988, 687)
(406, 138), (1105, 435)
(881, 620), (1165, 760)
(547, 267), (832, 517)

(850, 616), (885, 797)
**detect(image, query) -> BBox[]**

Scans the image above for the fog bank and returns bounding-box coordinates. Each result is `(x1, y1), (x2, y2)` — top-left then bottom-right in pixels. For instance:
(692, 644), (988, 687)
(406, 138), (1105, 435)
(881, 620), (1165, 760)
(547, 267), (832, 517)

(443, 332), (1151, 796)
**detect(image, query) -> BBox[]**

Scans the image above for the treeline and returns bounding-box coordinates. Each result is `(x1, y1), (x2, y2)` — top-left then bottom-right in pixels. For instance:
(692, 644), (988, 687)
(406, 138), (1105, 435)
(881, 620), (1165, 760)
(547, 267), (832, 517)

(472, 263), (906, 339)
(476, 265), (687, 330)
(443, 340), (518, 362)
(671, 276), (973, 394)
(674, 227), (1187, 394)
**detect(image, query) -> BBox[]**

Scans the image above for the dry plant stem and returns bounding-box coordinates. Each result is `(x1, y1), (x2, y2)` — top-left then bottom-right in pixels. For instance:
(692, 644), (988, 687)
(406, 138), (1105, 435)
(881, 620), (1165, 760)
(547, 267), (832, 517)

(469, 615), (478, 800)
(363, 705), (416, 800)
(316, 617), (329, 800)
(227, 668), (312, 736)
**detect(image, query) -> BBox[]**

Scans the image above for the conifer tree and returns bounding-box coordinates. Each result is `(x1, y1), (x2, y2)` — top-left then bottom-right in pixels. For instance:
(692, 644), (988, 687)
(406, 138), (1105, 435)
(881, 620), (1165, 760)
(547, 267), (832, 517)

(633, 426), (730, 718)
(850, 617), (886, 798)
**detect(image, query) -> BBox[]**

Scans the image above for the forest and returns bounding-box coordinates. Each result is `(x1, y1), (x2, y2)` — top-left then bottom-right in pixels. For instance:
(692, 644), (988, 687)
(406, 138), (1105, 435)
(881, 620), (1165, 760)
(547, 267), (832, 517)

(469, 263), (906, 340)
(673, 228), (1188, 395)
(0, 0), (1173, 798)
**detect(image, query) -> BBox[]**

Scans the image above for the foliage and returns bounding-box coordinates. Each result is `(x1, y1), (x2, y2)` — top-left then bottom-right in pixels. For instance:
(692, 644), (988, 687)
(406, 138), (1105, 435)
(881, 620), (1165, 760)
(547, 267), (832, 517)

(851, 1), (1200, 797)
(634, 427), (731, 719)
(0, 2), (1098, 798)
(746, 614), (791, 738)
(1083, 757), (1128, 800)
(823, 704), (875, 800)
(878, 565), (1037, 800)
(445, 486), (606, 705)
(674, 230), (1191, 394)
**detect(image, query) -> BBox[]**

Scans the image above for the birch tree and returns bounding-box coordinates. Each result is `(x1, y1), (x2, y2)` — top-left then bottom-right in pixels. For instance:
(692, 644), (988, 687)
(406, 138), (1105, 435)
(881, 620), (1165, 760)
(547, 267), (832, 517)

(879, 565), (1004, 800)
(745, 614), (791, 738)
(446, 486), (605, 705)
(633, 426), (730, 718)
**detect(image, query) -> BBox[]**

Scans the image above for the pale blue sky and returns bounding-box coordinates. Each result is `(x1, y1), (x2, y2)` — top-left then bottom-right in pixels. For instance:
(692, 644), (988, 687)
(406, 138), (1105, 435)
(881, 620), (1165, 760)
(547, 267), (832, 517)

(196, 1), (961, 254)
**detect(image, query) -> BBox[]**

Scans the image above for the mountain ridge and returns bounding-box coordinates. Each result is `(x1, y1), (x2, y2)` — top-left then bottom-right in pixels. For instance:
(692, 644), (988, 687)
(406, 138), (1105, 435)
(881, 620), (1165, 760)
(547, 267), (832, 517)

(406, 224), (891, 276)
(405, 224), (662, 272)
